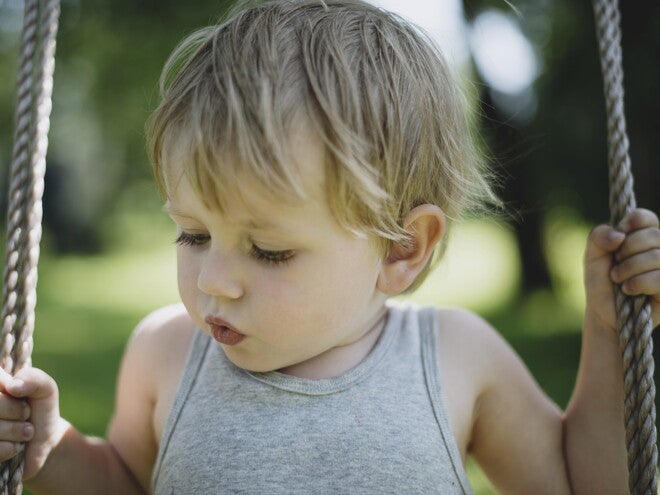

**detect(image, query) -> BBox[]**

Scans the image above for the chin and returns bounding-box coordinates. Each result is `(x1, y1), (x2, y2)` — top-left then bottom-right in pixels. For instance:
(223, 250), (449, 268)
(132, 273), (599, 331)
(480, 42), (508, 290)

(220, 346), (280, 373)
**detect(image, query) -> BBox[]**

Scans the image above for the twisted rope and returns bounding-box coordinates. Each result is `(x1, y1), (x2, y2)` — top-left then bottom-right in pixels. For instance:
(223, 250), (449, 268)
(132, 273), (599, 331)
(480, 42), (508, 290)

(592, 0), (657, 492)
(0, 0), (60, 493)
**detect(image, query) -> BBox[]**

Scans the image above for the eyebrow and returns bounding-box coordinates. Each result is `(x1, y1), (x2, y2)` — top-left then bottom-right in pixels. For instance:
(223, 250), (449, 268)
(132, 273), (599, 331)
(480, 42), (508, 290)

(162, 202), (185, 216)
(162, 201), (290, 233)
(161, 203), (199, 222)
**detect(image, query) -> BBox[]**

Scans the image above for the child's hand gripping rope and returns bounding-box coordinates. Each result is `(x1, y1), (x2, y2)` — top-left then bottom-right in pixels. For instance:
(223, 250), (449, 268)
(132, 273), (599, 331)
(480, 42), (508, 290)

(0, 365), (68, 481)
(584, 208), (660, 333)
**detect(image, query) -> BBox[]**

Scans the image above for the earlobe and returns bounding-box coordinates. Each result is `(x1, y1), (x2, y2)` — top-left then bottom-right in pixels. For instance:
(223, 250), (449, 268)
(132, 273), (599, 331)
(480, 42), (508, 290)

(377, 204), (445, 295)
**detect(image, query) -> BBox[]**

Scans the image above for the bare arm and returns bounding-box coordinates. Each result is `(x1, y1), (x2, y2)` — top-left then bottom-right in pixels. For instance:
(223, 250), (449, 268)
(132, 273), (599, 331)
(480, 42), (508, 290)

(467, 209), (659, 494)
(564, 209), (660, 493)
(563, 318), (627, 494)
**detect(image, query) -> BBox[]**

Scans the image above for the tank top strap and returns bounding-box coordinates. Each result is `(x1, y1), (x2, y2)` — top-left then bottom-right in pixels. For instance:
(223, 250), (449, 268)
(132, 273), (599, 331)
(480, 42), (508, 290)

(152, 328), (211, 490)
(418, 306), (474, 495)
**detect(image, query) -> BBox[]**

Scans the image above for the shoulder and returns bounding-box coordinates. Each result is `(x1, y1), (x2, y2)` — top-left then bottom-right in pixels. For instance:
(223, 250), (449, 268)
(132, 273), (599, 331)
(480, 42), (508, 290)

(432, 306), (547, 411)
(132, 303), (195, 344)
(433, 307), (521, 374)
(107, 304), (197, 490)
(125, 303), (197, 399)
(130, 303), (196, 356)
(430, 307), (517, 459)
(433, 306), (517, 382)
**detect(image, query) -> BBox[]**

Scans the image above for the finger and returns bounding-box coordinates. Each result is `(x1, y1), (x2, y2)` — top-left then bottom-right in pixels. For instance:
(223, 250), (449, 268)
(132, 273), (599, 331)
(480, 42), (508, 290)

(616, 228), (660, 262)
(0, 441), (20, 462)
(0, 393), (30, 421)
(619, 270), (660, 297)
(617, 208), (660, 234)
(612, 249), (660, 285)
(0, 420), (34, 443)
(585, 225), (626, 262)
(7, 367), (57, 401)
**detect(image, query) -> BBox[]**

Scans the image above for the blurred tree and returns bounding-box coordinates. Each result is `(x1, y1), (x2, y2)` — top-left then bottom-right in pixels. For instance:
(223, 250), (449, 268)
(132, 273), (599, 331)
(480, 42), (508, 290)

(463, 0), (659, 293)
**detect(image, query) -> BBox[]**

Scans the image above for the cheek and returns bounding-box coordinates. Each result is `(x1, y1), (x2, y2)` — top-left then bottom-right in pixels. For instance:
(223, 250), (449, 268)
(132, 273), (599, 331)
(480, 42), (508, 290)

(177, 250), (199, 303)
(256, 248), (379, 326)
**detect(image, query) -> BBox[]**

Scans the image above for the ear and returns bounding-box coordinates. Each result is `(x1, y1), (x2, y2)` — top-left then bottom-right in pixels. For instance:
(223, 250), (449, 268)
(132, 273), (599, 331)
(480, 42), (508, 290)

(377, 204), (446, 295)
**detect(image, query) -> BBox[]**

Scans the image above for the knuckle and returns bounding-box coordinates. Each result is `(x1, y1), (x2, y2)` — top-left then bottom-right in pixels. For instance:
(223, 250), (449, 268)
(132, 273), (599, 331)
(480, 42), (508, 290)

(587, 225), (604, 242)
(639, 207), (658, 218)
(637, 209), (660, 227)
(621, 209), (655, 231)
(653, 230), (660, 246)
(34, 368), (57, 392)
(651, 248), (660, 263)
(590, 224), (609, 237)
(639, 227), (660, 245)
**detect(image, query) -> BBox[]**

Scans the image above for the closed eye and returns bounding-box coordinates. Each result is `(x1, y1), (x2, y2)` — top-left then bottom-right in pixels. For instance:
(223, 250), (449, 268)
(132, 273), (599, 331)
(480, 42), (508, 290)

(250, 244), (295, 265)
(175, 232), (210, 247)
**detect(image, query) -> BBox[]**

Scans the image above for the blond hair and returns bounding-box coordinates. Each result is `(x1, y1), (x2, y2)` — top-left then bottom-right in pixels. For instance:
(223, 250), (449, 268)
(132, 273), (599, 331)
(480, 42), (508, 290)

(146, 0), (500, 291)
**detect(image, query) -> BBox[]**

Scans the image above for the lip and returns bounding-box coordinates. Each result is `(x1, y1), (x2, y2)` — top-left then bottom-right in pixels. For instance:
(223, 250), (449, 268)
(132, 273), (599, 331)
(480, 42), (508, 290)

(204, 315), (246, 346)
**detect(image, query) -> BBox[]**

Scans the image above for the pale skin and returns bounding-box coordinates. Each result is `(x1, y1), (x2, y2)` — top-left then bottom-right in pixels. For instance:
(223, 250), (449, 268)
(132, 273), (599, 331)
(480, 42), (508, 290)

(0, 134), (658, 494)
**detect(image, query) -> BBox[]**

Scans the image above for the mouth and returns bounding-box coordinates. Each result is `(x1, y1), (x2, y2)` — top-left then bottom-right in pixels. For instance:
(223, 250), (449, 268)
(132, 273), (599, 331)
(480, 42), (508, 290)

(204, 315), (246, 346)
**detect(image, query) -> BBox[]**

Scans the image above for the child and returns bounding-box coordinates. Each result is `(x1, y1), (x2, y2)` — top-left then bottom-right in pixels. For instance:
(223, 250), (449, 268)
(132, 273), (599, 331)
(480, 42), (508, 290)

(1, 0), (659, 493)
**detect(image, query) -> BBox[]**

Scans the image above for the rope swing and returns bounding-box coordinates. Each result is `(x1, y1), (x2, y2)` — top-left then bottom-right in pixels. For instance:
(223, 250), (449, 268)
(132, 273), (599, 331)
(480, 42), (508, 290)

(0, 0), (60, 493)
(592, 0), (658, 492)
(0, 0), (655, 494)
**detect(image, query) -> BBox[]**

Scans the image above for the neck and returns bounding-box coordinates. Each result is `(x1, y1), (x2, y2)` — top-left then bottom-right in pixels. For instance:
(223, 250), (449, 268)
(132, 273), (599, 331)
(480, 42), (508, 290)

(277, 305), (389, 379)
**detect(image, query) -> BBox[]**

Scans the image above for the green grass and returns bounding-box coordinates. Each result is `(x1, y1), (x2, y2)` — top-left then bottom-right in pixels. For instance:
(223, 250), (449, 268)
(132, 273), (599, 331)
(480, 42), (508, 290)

(18, 212), (591, 493)
(33, 305), (140, 436)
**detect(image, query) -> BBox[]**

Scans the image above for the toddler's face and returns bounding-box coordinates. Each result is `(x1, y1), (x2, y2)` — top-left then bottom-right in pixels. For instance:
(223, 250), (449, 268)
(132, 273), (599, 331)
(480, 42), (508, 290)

(163, 135), (389, 373)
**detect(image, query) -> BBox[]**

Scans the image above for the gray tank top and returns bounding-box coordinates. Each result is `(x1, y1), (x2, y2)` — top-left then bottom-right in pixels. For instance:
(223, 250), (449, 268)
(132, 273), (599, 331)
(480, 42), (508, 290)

(152, 303), (473, 494)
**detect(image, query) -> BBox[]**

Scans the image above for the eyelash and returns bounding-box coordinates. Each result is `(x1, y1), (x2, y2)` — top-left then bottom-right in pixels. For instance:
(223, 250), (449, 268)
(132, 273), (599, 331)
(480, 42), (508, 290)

(175, 232), (295, 266)
(249, 245), (295, 265)
(175, 232), (209, 247)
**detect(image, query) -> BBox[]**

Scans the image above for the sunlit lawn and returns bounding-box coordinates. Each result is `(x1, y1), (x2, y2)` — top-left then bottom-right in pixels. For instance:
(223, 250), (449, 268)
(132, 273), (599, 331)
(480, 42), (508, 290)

(24, 200), (596, 494)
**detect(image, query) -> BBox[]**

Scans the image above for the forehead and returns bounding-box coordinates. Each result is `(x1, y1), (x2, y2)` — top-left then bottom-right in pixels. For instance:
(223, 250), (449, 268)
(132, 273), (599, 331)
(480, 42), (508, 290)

(160, 118), (326, 209)
(161, 123), (329, 221)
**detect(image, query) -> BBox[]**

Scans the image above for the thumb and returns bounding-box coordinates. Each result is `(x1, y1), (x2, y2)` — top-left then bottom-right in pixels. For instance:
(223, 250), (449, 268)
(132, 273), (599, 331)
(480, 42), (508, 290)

(7, 367), (58, 401)
(585, 225), (625, 263)
(0, 366), (31, 397)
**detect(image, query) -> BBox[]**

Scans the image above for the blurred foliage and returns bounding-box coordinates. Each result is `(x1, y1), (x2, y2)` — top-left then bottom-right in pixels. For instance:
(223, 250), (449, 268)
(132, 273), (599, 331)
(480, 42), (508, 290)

(1, 0), (233, 252)
(463, 0), (659, 291)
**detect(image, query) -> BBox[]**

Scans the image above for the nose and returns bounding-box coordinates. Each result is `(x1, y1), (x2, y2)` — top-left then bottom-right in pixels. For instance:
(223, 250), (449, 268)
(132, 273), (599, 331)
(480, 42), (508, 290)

(197, 248), (244, 300)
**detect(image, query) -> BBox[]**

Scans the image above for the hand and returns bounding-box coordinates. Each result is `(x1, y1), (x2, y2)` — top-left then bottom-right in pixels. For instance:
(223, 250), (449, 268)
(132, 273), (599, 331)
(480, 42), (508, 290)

(584, 208), (660, 334)
(0, 366), (69, 480)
